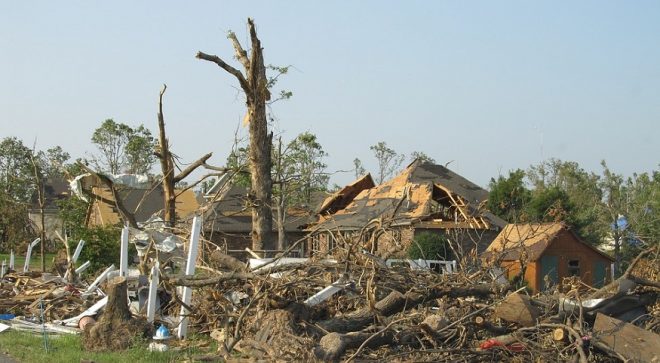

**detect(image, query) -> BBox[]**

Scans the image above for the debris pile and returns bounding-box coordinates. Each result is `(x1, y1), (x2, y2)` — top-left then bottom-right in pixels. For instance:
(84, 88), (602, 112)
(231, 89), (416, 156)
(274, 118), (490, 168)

(0, 271), (90, 324)
(167, 244), (660, 362)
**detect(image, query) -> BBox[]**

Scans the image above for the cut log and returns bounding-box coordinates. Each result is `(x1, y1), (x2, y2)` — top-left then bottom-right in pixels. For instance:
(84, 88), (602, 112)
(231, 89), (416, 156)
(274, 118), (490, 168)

(593, 312), (660, 362)
(493, 292), (540, 327)
(314, 331), (392, 361)
(552, 327), (567, 342)
(319, 284), (495, 333)
(474, 315), (510, 334)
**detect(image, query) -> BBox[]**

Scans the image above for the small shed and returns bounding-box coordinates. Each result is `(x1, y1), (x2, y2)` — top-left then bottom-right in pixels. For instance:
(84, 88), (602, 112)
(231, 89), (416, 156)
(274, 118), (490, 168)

(485, 223), (614, 292)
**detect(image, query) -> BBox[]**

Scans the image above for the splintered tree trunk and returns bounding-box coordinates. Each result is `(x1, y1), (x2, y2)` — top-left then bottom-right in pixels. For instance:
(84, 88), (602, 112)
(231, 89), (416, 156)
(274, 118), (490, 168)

(157, 85), (177, 227)
(197, 18), (274, 255)
(156, 84), (213, 228)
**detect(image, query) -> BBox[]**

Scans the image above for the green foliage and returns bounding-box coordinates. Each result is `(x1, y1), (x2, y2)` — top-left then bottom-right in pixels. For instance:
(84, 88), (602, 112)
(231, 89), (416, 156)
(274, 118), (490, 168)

(56, 196), (130, 274)
(370, 141), (405, 184)
(0, 137), (37, 248)
(0, 136), (34, 202)
(225, 145), (251, 187)
(407, 232), (453, 260)
(91, 119), (156, 174)
(488, 169), (531, 222)
(70, 225), (127, 275)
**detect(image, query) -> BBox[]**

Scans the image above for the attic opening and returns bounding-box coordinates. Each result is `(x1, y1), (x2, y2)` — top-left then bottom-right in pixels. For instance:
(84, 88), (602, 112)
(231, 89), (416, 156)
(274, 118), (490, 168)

(429, 184), (463, 222)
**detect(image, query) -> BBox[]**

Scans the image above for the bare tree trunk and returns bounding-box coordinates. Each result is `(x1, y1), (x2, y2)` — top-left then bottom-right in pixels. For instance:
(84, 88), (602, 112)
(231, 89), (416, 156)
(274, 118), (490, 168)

(156, 85), (177, 228)
(30, 154), (46, 272)
(197, 18), (274, 255)
(155, 84), (214, 228)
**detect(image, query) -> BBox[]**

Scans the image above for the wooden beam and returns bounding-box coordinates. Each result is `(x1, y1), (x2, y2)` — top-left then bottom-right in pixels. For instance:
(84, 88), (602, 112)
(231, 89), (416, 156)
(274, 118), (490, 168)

(593, 312), (660, 362)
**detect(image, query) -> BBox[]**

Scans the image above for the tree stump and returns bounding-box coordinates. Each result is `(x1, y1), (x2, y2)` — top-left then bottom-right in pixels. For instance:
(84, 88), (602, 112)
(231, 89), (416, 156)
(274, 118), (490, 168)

(82, 276), (152, 351)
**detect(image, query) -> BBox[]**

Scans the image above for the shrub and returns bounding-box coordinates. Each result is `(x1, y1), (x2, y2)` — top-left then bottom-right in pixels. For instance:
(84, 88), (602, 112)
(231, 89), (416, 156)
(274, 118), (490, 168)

(407, 232), (453, 260)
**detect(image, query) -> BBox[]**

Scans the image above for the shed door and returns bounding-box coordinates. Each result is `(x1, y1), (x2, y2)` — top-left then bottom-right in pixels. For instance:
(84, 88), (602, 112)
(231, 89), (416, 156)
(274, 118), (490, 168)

(540, 255), (558, 290)
(593, 260), (607, 288)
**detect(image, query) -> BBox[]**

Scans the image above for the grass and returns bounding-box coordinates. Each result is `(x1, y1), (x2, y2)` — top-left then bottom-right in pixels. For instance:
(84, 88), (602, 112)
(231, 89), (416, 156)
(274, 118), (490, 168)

(0, 252), (56, 272)
(0, 330), (215, 363)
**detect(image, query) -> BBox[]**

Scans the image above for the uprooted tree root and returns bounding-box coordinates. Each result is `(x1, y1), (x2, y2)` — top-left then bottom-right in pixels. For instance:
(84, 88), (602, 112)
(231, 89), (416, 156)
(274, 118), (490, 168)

(82, 276), (153, 352)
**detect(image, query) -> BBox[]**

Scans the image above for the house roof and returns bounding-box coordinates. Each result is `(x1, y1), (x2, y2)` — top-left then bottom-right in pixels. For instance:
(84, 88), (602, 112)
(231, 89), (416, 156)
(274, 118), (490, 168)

(87, 185), (199, 226)
(202, 182), (323, 233)
(30, 177), (70, 211)
(485, 223), (614, 262)
(311, 160), (505, 231)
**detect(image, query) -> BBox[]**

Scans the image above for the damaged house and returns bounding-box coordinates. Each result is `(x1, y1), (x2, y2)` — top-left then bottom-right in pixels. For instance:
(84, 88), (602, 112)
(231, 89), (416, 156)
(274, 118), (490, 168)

(201, 175), (322, 260)
(28, 177), (70, 243)
(74, 174), (199, 228)
(484, 223), (615, 292)
(308, 160), (506, 258)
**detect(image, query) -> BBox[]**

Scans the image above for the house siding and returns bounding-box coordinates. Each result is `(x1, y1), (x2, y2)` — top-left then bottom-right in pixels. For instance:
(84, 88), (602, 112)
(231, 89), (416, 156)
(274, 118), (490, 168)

(540, 230), (612, 288)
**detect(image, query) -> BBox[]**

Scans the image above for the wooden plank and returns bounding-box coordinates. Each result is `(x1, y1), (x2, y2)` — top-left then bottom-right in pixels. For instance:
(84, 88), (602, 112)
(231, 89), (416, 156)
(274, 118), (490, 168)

(593, 312), (660, 362)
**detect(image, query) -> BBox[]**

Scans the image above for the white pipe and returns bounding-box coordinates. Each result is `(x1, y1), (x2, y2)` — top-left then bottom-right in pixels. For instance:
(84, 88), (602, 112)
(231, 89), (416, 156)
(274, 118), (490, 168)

(177, 215), (202, 339)
(304, 279), (346, 306)
(23, 238), (40, 272)
(86, 264), (115, 294)
(57, 296), (108, 327)
(146, 261), (160, 323)
(9, 250), (14, 270)
(75, 260), (92, 274)
(72, 239), (85, 263)
(119, 226), (129, 277)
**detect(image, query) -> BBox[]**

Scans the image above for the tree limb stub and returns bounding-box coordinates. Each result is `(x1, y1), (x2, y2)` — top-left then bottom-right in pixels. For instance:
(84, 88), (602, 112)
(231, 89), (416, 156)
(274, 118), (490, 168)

(227, 31), (249, 71)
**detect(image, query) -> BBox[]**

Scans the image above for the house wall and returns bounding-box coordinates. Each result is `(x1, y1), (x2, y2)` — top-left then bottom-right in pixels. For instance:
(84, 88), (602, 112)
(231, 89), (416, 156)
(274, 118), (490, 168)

(500, 260), (539, 291)
(28, 212), (63, 245)
(538, 230), (612, 288)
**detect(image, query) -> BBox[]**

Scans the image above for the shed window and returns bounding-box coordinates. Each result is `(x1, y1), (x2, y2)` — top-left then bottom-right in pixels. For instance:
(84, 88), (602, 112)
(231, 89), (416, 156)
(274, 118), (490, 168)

(568, 260), (580, 276)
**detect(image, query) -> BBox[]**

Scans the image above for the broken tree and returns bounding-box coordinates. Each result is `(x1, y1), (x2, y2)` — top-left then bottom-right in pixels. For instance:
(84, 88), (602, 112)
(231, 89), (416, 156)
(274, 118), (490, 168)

(197, 18), (274, 254)
(155, 84), (219, 228)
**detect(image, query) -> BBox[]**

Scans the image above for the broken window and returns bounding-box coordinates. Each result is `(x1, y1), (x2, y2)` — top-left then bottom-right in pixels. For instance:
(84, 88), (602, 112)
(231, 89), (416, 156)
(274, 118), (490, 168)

(568, 259), (580, 277)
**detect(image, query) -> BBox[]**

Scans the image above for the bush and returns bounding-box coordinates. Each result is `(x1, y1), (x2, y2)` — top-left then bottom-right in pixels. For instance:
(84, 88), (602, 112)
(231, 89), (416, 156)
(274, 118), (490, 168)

(68, 226), (135, 276)
(407, 232), (453, 260)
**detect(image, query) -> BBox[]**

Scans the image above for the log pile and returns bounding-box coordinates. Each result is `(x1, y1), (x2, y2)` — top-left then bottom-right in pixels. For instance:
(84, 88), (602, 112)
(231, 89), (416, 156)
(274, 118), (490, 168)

(166, 245), (660, 362)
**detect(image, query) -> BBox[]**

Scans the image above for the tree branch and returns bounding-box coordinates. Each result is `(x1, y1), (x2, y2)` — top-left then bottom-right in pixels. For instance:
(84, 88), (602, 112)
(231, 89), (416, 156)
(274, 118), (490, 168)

(227, 31), (250, 71)
(196, 51), (250, 93)
(173, 152), (213, 183)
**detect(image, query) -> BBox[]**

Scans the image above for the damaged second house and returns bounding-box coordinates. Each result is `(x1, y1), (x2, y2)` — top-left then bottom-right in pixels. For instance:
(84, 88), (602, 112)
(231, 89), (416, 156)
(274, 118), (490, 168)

(306, 160), (506, 260)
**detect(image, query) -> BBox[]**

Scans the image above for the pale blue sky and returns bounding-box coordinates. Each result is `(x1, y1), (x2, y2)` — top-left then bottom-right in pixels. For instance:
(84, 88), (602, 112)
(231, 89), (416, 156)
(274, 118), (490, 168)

(1, 1), (658, 187)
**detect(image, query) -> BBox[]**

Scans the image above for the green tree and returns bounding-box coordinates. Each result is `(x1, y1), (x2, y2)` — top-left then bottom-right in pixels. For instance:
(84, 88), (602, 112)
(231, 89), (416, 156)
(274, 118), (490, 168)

(527, 159), (603, 245)
(370, 141), (405, 184)
(0, 137), (34, 202)
(91, 119), (155, 174)
(0, 137), (34, 248)
(599, 162), (659, 275)
(272, 132), (328, 249)
(488, 169), (531, 222)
